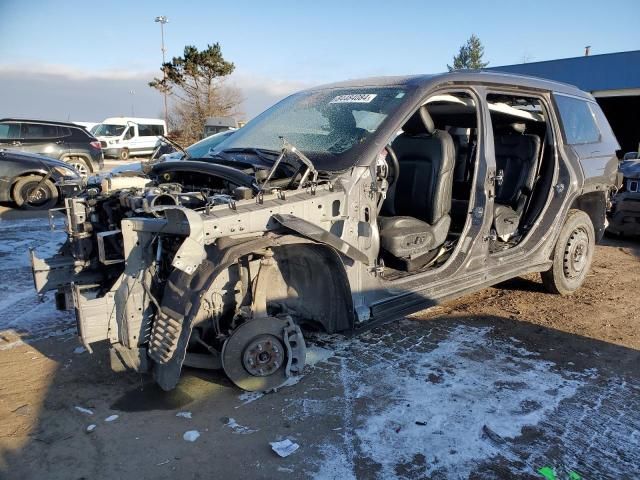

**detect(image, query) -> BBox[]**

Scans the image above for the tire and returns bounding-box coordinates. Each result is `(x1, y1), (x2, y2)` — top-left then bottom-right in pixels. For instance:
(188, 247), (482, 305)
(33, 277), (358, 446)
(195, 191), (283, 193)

(541, 209), (595, 295)
(12, 175), (59, 210)
(64, 156), (91, 177)
(119, 148), (130, 161)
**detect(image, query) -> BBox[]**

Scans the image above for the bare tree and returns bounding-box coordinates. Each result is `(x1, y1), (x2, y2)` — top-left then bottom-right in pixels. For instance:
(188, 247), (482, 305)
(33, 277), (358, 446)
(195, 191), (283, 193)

(150, 43), (243, 144)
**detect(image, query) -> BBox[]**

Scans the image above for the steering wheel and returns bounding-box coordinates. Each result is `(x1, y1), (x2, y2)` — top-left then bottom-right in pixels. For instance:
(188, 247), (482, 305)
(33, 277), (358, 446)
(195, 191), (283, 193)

(384, 145), (400, 189)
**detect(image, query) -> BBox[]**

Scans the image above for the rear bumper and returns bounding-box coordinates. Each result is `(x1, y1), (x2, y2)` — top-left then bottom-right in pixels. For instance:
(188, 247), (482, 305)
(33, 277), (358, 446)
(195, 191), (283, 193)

(103, 147), (122, 158)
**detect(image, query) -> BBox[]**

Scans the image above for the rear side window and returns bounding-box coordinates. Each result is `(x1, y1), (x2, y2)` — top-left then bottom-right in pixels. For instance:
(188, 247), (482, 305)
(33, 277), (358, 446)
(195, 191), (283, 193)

(555, 95), (601, 145)
(138, 124), (164, 136)
(22, 123), (60, 139)
(0, 122), (22, 140)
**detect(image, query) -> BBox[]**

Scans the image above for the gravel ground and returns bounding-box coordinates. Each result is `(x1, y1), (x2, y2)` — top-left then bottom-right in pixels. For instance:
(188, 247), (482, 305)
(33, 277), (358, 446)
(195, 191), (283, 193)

(0, 215), (638, 480)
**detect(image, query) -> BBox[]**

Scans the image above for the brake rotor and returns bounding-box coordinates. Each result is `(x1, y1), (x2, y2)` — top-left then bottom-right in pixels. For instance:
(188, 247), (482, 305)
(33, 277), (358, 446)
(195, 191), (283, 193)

(221, 316), (306, 392)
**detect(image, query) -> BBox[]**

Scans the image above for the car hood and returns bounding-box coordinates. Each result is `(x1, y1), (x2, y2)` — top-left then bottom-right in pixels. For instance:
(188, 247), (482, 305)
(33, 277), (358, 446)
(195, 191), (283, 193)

(619, 160), (640, 180)
(0, 148), (79, 171)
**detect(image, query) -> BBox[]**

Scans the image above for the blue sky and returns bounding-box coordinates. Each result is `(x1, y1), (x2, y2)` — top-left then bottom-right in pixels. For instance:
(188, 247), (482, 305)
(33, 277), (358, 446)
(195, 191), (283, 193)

(0, 0), (638, 120)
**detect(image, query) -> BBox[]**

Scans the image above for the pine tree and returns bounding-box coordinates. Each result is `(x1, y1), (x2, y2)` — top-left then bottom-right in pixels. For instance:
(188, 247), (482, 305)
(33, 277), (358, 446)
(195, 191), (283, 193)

(149, 43), (241, 143)
(447, 34), (489, 71)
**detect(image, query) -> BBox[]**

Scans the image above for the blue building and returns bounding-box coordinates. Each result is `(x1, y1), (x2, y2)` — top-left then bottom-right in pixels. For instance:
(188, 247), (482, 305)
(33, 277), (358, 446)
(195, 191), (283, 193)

(490, 50), (640, 153)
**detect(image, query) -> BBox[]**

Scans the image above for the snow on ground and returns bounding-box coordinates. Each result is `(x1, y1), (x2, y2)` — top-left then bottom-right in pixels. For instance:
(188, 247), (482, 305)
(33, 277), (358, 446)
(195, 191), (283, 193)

(296, 322), (639, 479)
(0, 217), (74, 347)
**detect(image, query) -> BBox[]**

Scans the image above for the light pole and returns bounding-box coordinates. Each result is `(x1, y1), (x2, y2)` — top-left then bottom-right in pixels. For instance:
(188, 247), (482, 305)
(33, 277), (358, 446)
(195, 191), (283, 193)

(128, 90), (135, 116)
(154, 15), (169, 126)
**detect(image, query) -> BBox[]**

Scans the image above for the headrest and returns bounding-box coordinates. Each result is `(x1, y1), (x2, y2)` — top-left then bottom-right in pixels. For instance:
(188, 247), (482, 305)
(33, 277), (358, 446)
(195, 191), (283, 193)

(403, 106), (435, 136)
(511, 122), (526, 134)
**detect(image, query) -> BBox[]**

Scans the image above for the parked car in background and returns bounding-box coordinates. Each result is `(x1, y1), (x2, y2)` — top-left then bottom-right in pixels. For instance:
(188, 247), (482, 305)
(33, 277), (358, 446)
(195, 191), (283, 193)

(94, 117), (166, 160)
(0, 119), (103, 176)
(159, 129), (236, 161)
(608, 158), (640, 236)
(0, 149), (83, 209)
(107, 130), (237, 176)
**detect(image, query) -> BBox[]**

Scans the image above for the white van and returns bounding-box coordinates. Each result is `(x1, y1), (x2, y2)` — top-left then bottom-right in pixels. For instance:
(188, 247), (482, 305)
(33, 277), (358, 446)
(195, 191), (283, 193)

(94, 117), (167, 160)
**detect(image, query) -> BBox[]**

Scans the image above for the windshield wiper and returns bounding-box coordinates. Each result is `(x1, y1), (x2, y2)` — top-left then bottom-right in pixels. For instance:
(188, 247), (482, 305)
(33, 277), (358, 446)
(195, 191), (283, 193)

(261, 137), (319, 192)
(218, 147), (280, 163)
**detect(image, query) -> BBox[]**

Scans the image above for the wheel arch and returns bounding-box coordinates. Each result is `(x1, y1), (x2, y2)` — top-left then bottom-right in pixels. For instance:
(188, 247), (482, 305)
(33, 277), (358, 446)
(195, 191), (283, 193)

(152, 233), (354, 390)
(61, 153), (94, 173)
(10, 171), (59, 201)
(570, 190), (607, 243)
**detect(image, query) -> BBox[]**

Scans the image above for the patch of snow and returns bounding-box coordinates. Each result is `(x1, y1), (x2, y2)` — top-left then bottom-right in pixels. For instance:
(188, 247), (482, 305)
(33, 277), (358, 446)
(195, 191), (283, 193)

(236, 390), (264, 408)
(270, 439), (300, 457)
(305, 345), (335, 367)
(175, 411), (192, 419)
(86, 424), (96, 433)
(314, 324), (584, 479)
(183, 430), (200, 442)
(0, 219), (75, 344)
(74, 406), (93, 415)
(225, 417), (257, 434)
(104, 414), (119, 422)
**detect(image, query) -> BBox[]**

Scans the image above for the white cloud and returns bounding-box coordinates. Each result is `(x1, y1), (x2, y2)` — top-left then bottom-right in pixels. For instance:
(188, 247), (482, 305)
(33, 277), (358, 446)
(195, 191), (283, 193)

(0, 63), (311, 121)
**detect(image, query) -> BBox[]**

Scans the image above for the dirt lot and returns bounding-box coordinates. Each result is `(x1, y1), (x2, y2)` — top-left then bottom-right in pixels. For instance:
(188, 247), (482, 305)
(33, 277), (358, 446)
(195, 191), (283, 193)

(0, 214), (638, 479)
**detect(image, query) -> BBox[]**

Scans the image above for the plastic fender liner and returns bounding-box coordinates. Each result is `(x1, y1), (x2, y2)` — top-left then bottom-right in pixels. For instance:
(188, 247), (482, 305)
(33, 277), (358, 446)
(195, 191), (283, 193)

(152, 233), (354, 391)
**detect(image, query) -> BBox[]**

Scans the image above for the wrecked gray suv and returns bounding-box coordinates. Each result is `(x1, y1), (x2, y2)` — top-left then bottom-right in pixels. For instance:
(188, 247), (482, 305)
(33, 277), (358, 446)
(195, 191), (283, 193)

(31, 72), (619, 392)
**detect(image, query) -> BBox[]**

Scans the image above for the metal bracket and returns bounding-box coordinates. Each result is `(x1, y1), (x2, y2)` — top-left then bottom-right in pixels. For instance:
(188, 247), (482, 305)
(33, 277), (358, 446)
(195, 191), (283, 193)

(368, 258), (385, 276)
(47, 206), (68, 231)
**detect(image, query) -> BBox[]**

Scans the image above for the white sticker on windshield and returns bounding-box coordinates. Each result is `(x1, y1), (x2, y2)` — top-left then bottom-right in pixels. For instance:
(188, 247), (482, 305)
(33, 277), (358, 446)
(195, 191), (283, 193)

(330, 94), (377, 104)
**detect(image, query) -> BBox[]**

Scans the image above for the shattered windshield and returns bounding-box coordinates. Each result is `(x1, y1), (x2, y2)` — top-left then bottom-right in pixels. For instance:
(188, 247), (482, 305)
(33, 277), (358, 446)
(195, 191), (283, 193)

(213, 87), (408, 171)
(94, 124), (126, 137)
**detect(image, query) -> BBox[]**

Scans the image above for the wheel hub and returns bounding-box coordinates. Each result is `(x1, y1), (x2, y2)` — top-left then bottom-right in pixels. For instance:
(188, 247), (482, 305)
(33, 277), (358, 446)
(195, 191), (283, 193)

(221, 316), (306, 392)
(563, 228), (589, 278)
(242, 334), (284, 377)
(69, 160), (88, 177)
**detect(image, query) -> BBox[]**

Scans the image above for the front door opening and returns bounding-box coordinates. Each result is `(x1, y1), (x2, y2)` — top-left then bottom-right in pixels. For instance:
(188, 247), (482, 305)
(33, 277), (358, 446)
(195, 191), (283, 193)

(378, 91), (479, 277)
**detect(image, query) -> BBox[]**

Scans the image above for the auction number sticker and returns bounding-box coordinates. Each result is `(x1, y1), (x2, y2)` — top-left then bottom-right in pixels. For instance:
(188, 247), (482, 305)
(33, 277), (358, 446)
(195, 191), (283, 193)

(330, 93), (377, 103)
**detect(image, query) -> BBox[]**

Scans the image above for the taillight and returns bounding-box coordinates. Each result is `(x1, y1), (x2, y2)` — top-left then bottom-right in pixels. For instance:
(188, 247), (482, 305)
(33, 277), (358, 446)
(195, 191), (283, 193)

(90, 141), (102, 150)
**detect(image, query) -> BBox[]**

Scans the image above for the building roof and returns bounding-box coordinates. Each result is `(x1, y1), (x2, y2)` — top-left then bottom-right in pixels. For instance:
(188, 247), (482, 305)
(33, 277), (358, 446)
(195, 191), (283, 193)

(488, 50), (640, 92)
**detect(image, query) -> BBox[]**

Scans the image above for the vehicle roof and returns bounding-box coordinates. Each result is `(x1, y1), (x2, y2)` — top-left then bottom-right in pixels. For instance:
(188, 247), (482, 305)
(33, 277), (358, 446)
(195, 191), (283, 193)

(0, 118), (86, 128)
(102, 117), (166, 125)
(306, 71), (593, 99)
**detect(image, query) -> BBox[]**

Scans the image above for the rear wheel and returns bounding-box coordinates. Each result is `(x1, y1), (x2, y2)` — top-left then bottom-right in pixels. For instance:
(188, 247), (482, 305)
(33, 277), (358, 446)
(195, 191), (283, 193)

(13, 175), (59, 210)
(541, 209), (595, 295)
(64, 156), (91, 177)
(119, 148), (130, 161)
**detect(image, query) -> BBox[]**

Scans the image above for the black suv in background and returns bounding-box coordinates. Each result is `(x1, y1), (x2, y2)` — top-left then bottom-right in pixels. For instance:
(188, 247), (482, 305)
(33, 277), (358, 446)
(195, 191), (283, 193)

(0, 119), (103, 175)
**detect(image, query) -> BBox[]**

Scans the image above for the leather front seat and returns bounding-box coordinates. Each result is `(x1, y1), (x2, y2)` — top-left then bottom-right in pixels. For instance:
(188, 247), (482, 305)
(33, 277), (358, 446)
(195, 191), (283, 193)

(493, 123), (541, 239)
(379, 106), (455, 271)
